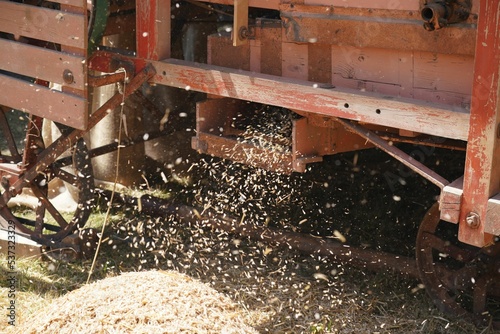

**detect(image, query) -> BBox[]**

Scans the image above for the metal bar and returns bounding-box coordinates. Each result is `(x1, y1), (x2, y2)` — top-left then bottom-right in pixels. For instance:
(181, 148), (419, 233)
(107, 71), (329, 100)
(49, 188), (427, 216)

(459, 0), (500, 247)
(337, 119), (449, 189)
(0, 107), (21, 162)
(88, 72), (126, 87)
(55, 128), (174, 168)
(150, 58), (470, 141)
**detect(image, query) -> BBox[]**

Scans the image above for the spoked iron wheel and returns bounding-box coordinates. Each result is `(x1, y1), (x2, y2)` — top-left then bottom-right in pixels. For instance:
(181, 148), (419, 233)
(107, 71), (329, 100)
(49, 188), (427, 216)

(416, 203), (500, 328)
(0, 111), (94, 246)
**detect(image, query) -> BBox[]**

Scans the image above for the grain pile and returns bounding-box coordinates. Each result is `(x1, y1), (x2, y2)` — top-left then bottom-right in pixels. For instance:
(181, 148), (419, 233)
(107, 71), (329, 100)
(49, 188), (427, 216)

(13, 270), (258, 334)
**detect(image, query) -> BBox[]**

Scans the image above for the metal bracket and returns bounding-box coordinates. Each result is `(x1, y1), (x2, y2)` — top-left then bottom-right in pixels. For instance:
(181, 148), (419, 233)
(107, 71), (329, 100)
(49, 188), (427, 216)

(233, 0), (249, 46)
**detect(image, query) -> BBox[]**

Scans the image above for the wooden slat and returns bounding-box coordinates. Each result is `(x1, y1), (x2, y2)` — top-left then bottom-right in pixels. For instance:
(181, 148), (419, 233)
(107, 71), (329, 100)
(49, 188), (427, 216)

(151, 59), (470, 141)
(0, 39), (85, 90)
(47, 0), (86, 7)
(191, 0), (278, 10)
(59, 0), (87, 7)
(0, 74), (87, 130)
(0, 1), (85, 49)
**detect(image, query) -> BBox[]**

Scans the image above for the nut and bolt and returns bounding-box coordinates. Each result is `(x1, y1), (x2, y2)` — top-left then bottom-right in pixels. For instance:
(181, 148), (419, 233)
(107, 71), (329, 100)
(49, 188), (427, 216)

(63, 69), (74, 84)
(465, 212), (480, 229)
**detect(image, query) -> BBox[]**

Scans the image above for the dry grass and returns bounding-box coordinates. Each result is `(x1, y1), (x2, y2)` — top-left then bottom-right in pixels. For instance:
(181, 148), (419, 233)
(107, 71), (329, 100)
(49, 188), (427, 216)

(1, 205), (496, 334)
(8, 271), (258, 334)
(1, 145), (497, 333)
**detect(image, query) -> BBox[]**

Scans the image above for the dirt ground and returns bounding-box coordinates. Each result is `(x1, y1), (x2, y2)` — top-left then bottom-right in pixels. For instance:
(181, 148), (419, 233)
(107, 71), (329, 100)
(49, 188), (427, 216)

(0, 107), (496, 333)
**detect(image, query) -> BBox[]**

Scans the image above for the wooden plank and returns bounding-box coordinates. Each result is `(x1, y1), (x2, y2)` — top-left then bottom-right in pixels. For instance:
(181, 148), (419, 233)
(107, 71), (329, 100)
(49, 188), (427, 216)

(459, 0), (500, 246)
(332, 46), (472, 107)
(136, 0), (170, 60)
(305, 0), (420, 10)
(258, 19), (282, 76)
(440, 176), (464, 223)
(280, 4), (477, 56)
(414, 52), (474, 96)
(249, 39), (261, 73)
(0, 74), (87, 130)
(332, 46), (404, 90)
(59, 2), (87, 130)
(190, 0), (279, 10)
(151, 59), (470, 141)
(413, 89), (472, 108)
(0, 1), (86, 49)
(486, 193), (500, 236)
(0, 39), (85, 90)
(208, 34), (250, 70)
(308, 44), (331, 84)
(292, 117), (329, 169)
(49, 0), (87, 7)
(194, 132), (294, 173)
(282, 43), (308, 80)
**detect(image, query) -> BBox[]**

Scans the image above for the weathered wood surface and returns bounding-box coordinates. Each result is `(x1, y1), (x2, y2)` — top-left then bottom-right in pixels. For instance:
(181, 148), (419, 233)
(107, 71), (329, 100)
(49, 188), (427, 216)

(152, 59), (470, 141)
(0, 74), (87, 129)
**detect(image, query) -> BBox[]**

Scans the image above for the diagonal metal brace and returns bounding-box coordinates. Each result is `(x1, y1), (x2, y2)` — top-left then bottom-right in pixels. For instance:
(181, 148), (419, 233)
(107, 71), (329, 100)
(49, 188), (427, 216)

(337, 118), (449, 189)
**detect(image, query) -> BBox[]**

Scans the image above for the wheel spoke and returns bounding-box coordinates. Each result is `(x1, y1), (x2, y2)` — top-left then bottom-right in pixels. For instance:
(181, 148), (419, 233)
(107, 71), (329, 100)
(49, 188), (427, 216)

(30, 182), (69, 230)
(416, 203), (500, 328)
(473, 276), (489, 316)
(421, 231), (477, 263)
(34, 201), (45, 236)
(0, 107), (22, 161)
(52, 167), (79, 186)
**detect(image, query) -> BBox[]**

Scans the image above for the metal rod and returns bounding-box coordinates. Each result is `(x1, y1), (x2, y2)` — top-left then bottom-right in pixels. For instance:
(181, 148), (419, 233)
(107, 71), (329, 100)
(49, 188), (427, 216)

(337, 119), (449, 189)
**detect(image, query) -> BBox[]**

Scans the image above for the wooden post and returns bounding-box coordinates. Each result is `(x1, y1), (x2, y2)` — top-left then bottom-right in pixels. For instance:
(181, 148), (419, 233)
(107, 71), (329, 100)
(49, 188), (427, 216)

(136, 0), (171, 60)
(459, 0), (500, 246)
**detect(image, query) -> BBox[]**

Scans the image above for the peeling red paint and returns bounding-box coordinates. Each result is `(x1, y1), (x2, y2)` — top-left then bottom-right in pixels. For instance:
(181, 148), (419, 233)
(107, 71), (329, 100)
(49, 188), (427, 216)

(460, 0), (500, 246)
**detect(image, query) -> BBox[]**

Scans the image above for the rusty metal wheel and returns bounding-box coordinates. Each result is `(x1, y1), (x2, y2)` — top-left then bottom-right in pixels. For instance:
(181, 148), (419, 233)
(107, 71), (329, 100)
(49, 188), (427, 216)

(416, 203), (500, 328)
(0, 111), (94, 246)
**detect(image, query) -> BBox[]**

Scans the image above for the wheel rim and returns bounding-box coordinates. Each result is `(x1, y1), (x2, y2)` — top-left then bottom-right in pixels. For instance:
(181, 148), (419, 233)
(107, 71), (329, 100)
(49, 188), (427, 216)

(0, 114), (94, 245)
(416, 203), (500, 328)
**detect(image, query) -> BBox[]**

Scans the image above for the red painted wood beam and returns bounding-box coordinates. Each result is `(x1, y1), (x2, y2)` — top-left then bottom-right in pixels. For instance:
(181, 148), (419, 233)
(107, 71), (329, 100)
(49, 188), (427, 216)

(460, 0), (500, 246)
(136, 0), (170, 60)
(150, 58), (470, 141)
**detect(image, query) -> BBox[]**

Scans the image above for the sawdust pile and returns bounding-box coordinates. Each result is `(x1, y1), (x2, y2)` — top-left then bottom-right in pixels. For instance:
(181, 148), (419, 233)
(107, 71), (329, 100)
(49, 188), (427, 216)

(14, 270), (258, 334)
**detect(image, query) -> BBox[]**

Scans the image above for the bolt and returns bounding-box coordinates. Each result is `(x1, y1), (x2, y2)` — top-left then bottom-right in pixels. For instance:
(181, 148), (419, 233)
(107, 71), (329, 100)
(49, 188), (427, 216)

(465, 212), (480, 229)
(239, 26), (249, 40)
(63, 69), (74, 84)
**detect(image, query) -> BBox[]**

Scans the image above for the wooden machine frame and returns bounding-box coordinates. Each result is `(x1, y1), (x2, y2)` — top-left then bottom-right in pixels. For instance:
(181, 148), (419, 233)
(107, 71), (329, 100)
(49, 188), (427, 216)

(0, 0), (498, 327)
(125, 0), (500, 249)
